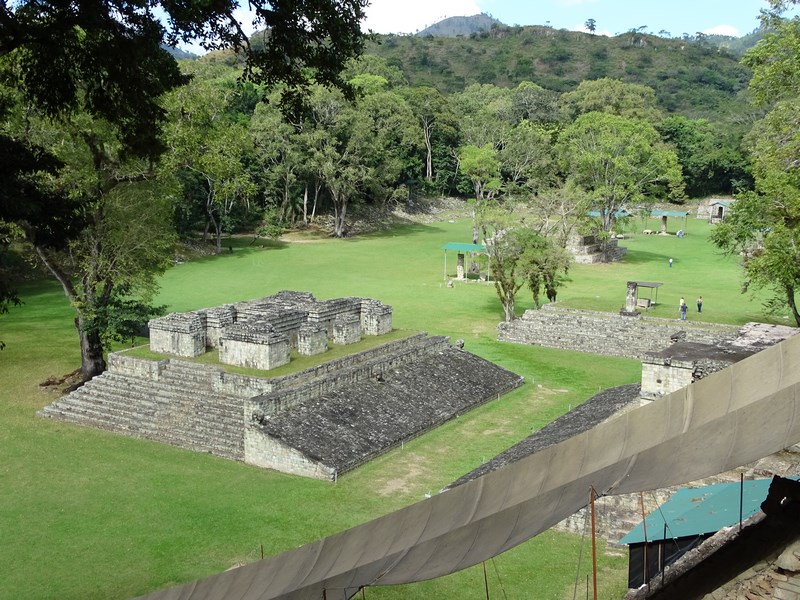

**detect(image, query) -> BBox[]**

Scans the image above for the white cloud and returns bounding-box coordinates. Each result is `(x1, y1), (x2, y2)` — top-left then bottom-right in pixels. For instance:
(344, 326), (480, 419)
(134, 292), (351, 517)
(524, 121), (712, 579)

(703, 24), (739, 37)
(363, 0), (482, 34)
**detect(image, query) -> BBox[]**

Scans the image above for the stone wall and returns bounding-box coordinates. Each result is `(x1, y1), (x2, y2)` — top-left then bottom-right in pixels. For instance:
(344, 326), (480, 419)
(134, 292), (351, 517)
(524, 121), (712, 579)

(640, 358), (695, 399)
(149, 312), (206, 357)
(247, 335), (453, 417)
(219, 321), (290, 370)
(333, 313), (361, 345)
(497, 305), (739, 360)
(107, 352), (168, 379)
(567, 234), (628, 264)
(297, 324), (328, 356)
(148, 291), (393, 370)
(244, 430), (335, 480)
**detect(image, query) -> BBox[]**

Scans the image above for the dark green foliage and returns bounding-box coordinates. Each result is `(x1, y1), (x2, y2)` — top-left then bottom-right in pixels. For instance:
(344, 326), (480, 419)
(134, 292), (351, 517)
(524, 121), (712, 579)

(85, 292), (167, 348)
(365, 27), (752, 120)
(658, 115), (751, 198)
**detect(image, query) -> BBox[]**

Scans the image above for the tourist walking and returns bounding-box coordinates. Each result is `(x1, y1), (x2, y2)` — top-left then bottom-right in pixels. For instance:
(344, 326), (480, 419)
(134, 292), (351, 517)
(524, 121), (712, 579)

(679, 297), (687, 321)
(697, 295), (703, 313)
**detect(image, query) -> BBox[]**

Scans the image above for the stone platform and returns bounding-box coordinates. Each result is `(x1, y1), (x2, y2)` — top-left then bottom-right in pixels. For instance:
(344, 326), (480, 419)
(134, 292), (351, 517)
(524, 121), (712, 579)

(38, 334), (523, 480)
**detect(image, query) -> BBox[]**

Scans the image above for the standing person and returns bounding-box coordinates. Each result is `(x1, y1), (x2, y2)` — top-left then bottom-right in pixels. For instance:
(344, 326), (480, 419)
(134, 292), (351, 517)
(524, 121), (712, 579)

(669, 258), (673, 268)
(680, 297), (687, 321)
(697, 295), (703, 313)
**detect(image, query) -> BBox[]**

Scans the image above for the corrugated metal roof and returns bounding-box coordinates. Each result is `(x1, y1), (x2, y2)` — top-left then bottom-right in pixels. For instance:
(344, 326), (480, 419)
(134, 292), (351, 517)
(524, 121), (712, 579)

(441, 242), (487, 252)
(618, 479), (792, 545)
(710, 200), (734, 207)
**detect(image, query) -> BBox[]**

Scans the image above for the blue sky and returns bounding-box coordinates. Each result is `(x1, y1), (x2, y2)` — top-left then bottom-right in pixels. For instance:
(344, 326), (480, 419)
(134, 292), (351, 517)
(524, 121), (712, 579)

(363, 0), (776, 37)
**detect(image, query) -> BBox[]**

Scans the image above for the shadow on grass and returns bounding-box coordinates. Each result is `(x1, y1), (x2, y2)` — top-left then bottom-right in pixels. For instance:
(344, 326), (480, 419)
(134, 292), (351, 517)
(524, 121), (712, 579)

(182, 238), (291, 265)
(622, 249), (672, 265)
(349, 221), (445, 241)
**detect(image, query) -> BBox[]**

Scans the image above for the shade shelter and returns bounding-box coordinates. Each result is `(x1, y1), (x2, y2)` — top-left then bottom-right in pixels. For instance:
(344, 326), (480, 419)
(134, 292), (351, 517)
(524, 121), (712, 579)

(441, 242), (488, 281)
(649, 209), (689, 234)
(587, 209), (632, 219)
(618, 479), (784, 589)
(632, 281), (662, 309)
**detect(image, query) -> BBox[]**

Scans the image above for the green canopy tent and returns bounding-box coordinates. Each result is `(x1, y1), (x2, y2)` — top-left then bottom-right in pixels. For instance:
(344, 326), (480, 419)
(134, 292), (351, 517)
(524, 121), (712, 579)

(649, 209), (689, 234)
(441, 242), (488, 281)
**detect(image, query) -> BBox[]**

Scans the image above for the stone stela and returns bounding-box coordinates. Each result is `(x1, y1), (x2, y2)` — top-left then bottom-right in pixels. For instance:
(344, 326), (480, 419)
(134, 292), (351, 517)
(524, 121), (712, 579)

(148, 291), (393, 371)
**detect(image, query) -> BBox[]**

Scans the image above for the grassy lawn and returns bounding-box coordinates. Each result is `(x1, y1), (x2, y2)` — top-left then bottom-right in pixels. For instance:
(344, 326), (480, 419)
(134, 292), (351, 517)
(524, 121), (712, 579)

(0, 215), (779, 599)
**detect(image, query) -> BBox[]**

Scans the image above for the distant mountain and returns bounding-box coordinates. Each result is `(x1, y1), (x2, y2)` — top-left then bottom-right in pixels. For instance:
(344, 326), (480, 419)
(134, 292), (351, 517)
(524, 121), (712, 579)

(163, 45), (199, 60)
(369, 25), (752, 120)
(704, 28), (766, 57)
(416, 13), (502, 37)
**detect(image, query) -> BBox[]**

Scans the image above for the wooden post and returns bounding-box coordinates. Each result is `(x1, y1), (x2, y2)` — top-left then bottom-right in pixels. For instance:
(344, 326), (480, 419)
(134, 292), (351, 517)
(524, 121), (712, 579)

(640, 492), (649, 590)
(590, 487), (598, 600)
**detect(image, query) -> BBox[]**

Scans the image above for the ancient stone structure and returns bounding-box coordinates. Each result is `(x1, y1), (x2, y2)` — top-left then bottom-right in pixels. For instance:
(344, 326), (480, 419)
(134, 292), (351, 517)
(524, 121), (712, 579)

(147, 291), (392, 371)
(497, 304), (739, 360)
(641, 323), (798, 400)
(567, 233), (627, 264)
(482, 312), (799, 553)
(333, 313), (361, 345)
(38, 330), (524, 481)
(149, 312), (206, 357)
(200, 305), (236, 348)
(360, 299), (393, 335)
(297, 323), (327, 356)
(219, 321), (291, 371)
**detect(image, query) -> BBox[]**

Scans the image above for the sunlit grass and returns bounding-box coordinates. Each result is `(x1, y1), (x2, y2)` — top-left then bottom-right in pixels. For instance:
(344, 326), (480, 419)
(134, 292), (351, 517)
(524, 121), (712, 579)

(0, 215), (781, 599)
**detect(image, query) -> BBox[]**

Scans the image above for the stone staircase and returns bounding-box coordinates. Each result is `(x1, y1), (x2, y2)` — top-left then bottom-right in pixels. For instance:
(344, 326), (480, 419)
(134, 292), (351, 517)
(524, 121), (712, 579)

(38, 361), (245, 461)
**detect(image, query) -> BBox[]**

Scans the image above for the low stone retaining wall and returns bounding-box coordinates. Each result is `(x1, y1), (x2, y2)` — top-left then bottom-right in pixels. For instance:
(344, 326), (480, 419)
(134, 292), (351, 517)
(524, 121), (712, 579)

(248, 335), (453, 417)
(497, 305), (739, 360)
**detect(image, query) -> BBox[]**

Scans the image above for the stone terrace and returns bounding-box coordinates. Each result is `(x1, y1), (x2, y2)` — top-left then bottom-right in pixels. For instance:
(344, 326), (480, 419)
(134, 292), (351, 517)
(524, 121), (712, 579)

(247, 344), (524, 478)
(38, 360), (246, 461)
(39, 333), (523, 480)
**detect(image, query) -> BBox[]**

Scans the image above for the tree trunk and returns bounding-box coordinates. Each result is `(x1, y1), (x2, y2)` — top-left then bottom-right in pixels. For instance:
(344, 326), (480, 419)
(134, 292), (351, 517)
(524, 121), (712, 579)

(332, 191), (348, 237)
(302, 185), (308, 225)
(77, 316), (106, 380)
(787, 285), (800, 327)
(503, 298), (515, 322)
(311, 182), (321, 224)
(423, 122), (433, 180)
(34, 245), (107, 381)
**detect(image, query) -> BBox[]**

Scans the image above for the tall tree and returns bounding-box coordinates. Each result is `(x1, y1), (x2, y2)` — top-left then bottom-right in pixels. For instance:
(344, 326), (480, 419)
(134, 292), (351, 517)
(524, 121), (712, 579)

(458, 144), (502, 244)
(1, 0), (370, 140)
(401, 86), (455, 182)
(559, 78), (663, 124)
(163, 65), (257, 254)
(478, 201), (571, 321)
(715, 0), (800, 326)
(499, 120), (557, 195)
(1, 0), (369, 370)
(658, 115), (751, 197)
(7, 107), (175, 379)
(557, 112), (683, 261)
(712, 99), (800, 326)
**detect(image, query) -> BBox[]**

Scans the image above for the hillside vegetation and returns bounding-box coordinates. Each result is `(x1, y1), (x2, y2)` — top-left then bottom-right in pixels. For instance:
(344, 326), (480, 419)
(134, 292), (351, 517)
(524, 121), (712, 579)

(369, 25), (753, 119)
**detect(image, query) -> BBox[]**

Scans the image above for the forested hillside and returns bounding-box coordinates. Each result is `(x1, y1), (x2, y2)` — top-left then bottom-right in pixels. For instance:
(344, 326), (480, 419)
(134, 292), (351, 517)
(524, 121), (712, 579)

(368, 25), (752, 119)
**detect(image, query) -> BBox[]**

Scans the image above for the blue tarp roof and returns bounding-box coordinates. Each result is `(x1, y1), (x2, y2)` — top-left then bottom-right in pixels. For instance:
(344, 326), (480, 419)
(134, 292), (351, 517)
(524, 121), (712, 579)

(587, 209), (631, 218)
(618, 479), (791, 545)
(441, 243), (487, 252)
(650, 210), (689, 218)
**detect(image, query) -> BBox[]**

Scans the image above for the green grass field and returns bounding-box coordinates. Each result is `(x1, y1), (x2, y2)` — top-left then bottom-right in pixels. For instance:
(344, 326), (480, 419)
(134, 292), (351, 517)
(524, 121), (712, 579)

(0, 215), (782, 599)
